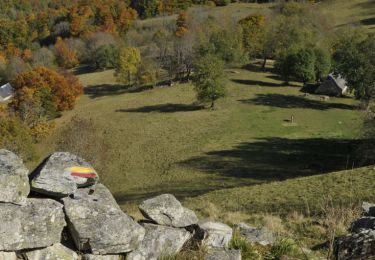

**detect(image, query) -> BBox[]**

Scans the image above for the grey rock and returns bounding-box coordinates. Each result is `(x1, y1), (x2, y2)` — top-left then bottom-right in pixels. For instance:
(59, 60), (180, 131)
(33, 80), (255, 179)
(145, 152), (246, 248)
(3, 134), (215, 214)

(24, 243), (78, 260)
(235, 223), (276, 246)
(0, 198), (66, 251)
(31, 152), (99, 197)
(198, 221), (233, 249)
(205, 250), (241, 260)
(127, 223), (192, 260)
(139, 194), (198, 227)
(0, 252), (17, 260)
(362, 202), (375, 217)
(0, 149), (29, 205)
(83, 255), (121, 260)
(336, 229), (375, 260)
(63, 184), (145, 254)
(351, 217), (375, 232)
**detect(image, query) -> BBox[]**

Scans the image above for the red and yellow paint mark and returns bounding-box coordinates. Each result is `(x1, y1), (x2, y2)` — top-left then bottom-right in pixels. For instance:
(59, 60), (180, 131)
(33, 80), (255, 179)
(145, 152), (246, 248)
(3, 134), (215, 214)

(67, 166), (97, 178)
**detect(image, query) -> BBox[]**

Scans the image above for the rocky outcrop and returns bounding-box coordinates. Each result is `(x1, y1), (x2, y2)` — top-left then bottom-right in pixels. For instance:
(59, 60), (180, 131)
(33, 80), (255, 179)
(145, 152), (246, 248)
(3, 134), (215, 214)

(139, 194), (198, 227)
(127, 223), (192, 260)
(62, 184), (145, 254)
(0, 149), (29, 205)
(205, 250), (242, 260)
(336, 201), (375, 260)
(197, 221), (233, 249)
(235, 223), (276, 246)
(31, 152), (99, 197)
(0, 252), (17, 260)
(362, 202), (375, 216)
(24, 243), (78, 260)
(336, 229), (375, 260)
(0, 198), (66, 251)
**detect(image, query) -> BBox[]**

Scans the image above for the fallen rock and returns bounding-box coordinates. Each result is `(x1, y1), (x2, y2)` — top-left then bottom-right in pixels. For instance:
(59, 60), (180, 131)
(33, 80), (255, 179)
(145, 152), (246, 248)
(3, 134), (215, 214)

(0, 149), (29, 205)
(139, 194), (198, 227)
(83, 255), (121, 260)
(24, 243), (78, 260)
(0, 252), (17, 260)
(235, 223), (276, 246)
(205, 250), (242, 260)
(351, 217), (375, 232)
(62, 184), (145, 254)
(127, 223), (192, 260)
(362, 202), (375, 217)
(0, 198), (66, 251)
(336, 229), (375, 260)
(198, 221), (233, 249)
(31, 152), (99, 197)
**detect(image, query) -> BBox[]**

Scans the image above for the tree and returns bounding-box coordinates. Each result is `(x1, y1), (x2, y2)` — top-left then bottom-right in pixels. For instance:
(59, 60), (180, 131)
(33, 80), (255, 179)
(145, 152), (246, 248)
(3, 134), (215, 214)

(116, 47), (141, 86)
(193, 54), (226, 108)
(333, 31), (375, 109)
(54, 37), (79, 69)
(11, 67), (83, 124)
(175, 12), (188, 37)
(198, 29), (245, 65)
(276, 49), (316, 85)
(292, 49), (316, 85)
(131, 0), (158, 18)
(314, 47), (331, 82)
(239, 14), (266, 59)
(94, 44), (120, 70)
(32, 47), (56, 68)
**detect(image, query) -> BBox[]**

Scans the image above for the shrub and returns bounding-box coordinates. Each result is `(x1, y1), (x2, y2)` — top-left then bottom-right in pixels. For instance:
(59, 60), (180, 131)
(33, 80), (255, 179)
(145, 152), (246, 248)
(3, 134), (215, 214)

(0, 114), (35, 161)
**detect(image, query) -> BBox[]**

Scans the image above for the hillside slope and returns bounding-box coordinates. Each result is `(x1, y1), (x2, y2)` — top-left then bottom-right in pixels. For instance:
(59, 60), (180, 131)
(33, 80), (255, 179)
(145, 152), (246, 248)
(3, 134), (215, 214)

(185, 166), (375, 216)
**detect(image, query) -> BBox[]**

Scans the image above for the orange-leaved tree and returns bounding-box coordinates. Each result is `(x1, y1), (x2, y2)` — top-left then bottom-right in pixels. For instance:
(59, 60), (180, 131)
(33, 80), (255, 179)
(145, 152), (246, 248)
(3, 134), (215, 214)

(11, 67), (83, 125)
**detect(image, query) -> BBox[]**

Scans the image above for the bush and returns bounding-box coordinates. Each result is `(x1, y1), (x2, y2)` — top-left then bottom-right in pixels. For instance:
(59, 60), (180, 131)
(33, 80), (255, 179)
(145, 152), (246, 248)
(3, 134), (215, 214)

(0, 114), (35, 161)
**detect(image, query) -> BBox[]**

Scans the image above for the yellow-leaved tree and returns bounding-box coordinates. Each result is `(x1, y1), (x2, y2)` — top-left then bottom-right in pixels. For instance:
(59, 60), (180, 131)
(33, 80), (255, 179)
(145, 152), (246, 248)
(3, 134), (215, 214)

(116, 47), (141, 86)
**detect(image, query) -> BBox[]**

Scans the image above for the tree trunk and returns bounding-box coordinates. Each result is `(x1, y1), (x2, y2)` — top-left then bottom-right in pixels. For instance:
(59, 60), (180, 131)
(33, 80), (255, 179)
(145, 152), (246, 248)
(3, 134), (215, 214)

(262, 58), (267, 69)
(210, 100), (215, 109)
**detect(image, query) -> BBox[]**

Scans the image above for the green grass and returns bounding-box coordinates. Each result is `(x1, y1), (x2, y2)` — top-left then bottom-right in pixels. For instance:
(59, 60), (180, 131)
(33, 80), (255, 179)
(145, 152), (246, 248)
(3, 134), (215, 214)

(32, 64), (364, 214)
(185, 166), (375, 216)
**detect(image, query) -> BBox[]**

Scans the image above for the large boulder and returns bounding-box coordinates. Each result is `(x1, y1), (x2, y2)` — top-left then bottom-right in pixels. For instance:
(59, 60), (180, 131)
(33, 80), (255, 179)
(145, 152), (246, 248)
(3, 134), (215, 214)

(235, 223), (276, 246)
(197, 221), (233, 249)
(24, 243), (78, 260)
(0, 149), (29, 205)
(31, 152), (99, 197)
(205, 250), (242, 260)
(351, 217), (375, 232)
(0, 198), (66, 251)
(139, 194), (198, 227)
(0, 252), (17, 260)
(127, 223), (192, 260)
(83, 255), (122, 260)
(62, 184), (145, 254)
(335, 229), (375, 260)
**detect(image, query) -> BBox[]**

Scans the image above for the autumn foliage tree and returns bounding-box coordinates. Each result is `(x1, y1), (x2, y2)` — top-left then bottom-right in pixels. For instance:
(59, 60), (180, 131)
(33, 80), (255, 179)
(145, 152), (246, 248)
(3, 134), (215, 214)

(175, 12), (189, 37)
(116, 47), (141, 86)
(54, 37), (79, 69)
(11, 67), (83, 125)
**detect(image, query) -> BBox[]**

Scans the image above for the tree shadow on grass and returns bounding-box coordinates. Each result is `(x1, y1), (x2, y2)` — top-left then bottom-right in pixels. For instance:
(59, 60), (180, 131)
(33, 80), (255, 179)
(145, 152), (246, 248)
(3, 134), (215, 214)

(231, 79), (284, 87)
(179, 137), (363, 182)
(240, 94), (356, 110)
(116, 103), (204, 113)
(85, 84), (153, 98)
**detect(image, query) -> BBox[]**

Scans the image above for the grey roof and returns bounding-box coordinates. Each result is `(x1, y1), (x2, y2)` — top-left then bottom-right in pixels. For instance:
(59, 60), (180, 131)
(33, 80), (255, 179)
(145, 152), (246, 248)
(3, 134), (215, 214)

(328, 73), (347, 90)
(0, 83), (13, 101)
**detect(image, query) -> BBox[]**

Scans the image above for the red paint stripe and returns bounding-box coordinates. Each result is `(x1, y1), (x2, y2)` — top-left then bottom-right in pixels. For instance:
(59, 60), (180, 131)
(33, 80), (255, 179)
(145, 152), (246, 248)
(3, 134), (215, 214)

(71, 172), (97, 178)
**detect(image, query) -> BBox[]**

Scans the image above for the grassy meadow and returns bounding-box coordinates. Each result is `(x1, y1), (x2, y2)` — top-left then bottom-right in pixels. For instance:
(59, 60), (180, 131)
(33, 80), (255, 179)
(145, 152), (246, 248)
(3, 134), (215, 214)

(32, 63), (366, 213)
